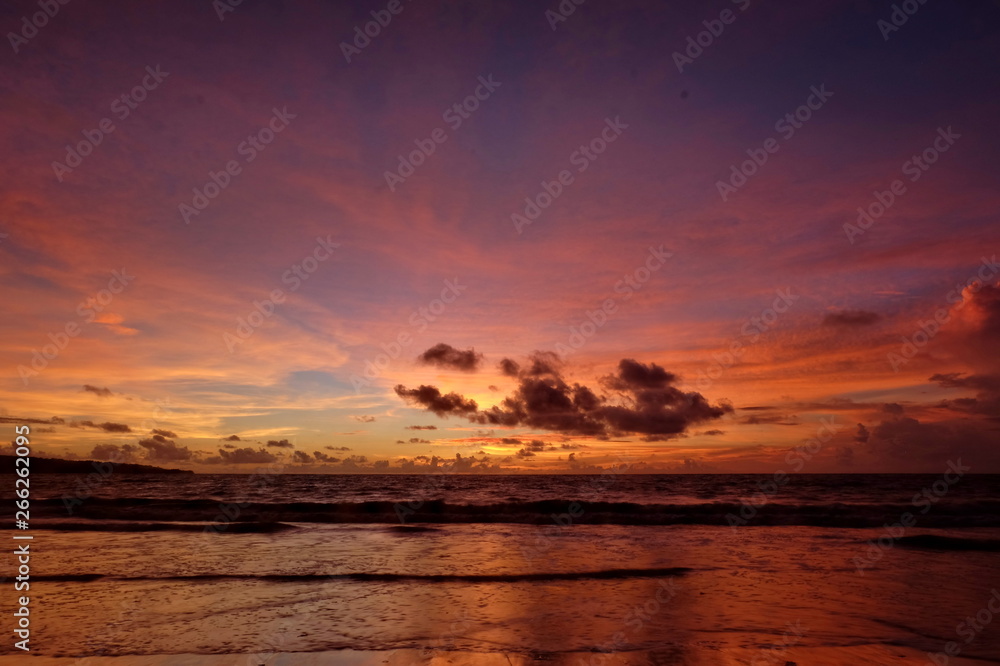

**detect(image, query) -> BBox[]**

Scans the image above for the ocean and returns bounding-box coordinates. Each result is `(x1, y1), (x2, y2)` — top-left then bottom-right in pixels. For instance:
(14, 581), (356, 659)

(7, 473), (1000, 664)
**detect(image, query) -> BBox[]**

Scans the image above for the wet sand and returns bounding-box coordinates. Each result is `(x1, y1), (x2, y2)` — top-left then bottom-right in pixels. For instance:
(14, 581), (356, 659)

(8, 644), (1000, 665)
(9, 523), (1000, 661)
(11, 476), (1000, 663)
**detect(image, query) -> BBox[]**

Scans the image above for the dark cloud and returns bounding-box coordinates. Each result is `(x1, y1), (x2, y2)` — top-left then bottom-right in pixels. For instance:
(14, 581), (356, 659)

(741, 414), (798, 426)
(397, 453), (498, 473)
(932, 373), (1000, 419)
(405, 425), (437, 430)
(668, 458), (721, 473)
(862, 415), (995, 467)
(519, 351), (562, 377)
(418, 343), (484, 371)
(351, 415), (376, 423)
(394, 385), (479, 417)
(266, 439), (294, 448)
(83, 384), (113, 397)
(151, 428), (177, 438)
(498, 358), (520, 376)
(523, 439), (549, 452)
(0, 415), (62, 425)
(853, 385), (1000, 469)
(341, 455), (369, 469)
(602, 359), (677, 390)
(931, 373), (1000, 393)
(822, 310), (882, 327)
(70, 420), (132, 433)
(326, 446), (351, 451)
(925, 284), (1000, 424)
(500, 438), (521, 445)
(206, 447), (279, 464)
(397, 356), (730, 439)
(313, 451), (340, 463)
(836, 446), (855, 467)
(222, 434), (241, 441)
(90, 443), (139, 462)
(964, 283), (1000, 341)
(137, 435), (193, 462)
(292, 450), (312, 463)
(408, 437), (431, 444)
(788, 399), (888, 412)
(930, 284), (1000, 380)
(702, 429), (726, 436)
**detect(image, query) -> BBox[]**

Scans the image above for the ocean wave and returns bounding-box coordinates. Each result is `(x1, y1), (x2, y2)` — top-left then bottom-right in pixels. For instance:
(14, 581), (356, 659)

(27, 520), (296, 533)
(29, 566), (691, 584)
(16, 497), (1000, 527)
(894, 535), (1000, 551)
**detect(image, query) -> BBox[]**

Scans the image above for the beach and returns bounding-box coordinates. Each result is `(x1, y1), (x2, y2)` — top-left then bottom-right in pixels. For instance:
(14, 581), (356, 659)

(5, 474), (1000, 664)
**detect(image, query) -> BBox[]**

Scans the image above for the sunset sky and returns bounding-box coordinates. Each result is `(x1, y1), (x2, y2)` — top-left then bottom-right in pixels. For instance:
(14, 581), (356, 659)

(2, 0), (998, 472)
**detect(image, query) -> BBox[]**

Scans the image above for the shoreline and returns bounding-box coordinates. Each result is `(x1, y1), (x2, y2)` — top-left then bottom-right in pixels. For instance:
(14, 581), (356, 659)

(7, 645), (1000, 665)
